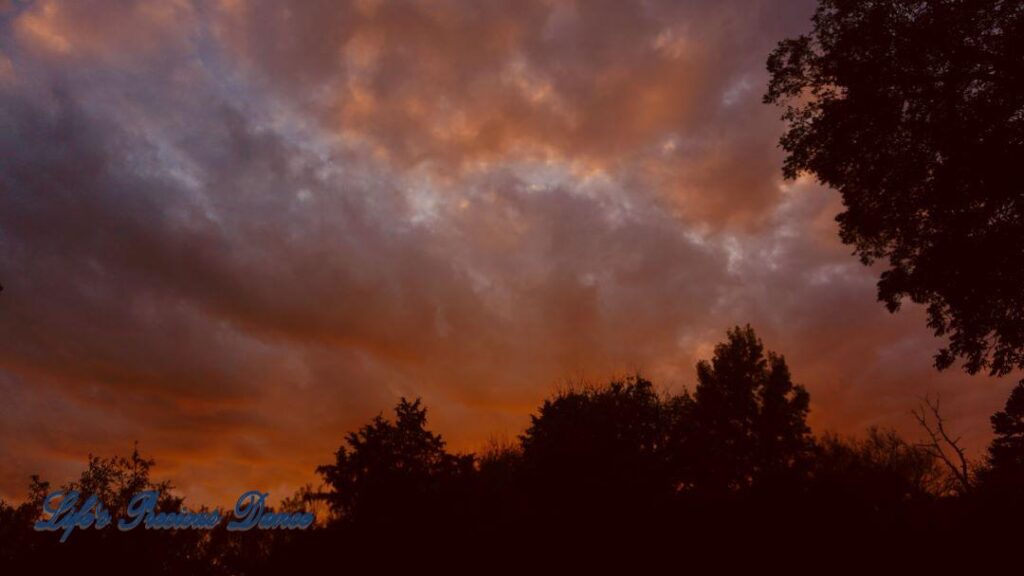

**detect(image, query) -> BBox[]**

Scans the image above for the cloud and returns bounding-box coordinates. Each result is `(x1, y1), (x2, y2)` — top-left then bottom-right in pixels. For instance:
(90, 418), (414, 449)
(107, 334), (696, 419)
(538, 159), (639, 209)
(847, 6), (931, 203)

(0, 0), (1012, 504)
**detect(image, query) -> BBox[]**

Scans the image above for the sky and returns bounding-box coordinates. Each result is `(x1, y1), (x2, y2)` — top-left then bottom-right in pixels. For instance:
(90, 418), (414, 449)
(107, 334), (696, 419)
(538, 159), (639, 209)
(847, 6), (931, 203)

(0, 0), (1017, 505)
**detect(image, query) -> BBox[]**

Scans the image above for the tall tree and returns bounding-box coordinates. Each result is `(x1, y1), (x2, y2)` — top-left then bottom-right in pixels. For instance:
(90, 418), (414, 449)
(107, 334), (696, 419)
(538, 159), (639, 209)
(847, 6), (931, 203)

(676, 326), (813, 493)
(316, 398), (472, 527)
(765, 0), (1024, 377)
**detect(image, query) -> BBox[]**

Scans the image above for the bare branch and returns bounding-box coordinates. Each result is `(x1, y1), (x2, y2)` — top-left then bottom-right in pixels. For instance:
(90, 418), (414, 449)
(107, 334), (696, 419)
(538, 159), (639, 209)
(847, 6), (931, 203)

(912, 394), (972, 495)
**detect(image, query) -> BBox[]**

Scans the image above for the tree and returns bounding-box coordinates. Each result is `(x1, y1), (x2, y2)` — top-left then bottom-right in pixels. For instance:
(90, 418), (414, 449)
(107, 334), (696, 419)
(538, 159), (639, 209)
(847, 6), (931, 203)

(0, 476), (51, 567)
(977, 382), (1024, 499)
(765, 0), (1024, 377)
(911, 395), (972, 495)
(518, 376), (676, 519)
(1, 447), (214, 576)
(64, 445), (179, 518)
(316, 398), (473, 528)
(676, 326), (813, 493)
(813, 428), (943, 507)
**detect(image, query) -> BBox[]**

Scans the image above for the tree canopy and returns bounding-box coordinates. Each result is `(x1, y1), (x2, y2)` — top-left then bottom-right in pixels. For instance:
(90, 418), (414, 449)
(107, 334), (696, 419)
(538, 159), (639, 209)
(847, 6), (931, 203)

(765, 0), (1024, 377)
(518, 376), (677, 518)
(978, 382), (1024, 498)
(676, 325), (813, 493)
(315, 397), (473, 527)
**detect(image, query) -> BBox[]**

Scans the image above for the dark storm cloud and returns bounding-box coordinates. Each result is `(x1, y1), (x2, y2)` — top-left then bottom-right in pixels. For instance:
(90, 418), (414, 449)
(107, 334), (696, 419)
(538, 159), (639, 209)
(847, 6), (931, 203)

(0, 0), (1009, 504)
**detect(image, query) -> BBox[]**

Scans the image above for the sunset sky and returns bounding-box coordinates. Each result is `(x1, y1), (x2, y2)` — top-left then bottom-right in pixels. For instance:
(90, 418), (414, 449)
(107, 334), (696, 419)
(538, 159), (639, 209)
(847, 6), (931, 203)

(0, 0), (1016, 506)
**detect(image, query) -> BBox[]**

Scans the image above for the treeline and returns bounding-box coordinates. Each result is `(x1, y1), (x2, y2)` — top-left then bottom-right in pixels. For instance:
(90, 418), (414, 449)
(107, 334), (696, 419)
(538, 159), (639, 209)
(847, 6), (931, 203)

(3, 326), (1024, 572)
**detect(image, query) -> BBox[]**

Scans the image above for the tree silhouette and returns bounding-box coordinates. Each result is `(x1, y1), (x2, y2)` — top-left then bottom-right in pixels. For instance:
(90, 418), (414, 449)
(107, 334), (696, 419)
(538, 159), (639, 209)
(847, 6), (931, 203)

(977, 382), (1024, 502)
(911, 395), (972, 495)
(2, 447), (215, 576)
(675, 326), (813, 494)
(812, 428), (943, 511)
(765, 0), (1024, 377)
(518, 376), (676, 522)
(65, 446), (179, 518)
(316, 398), (473, 529)
(0, 476), (50, 567)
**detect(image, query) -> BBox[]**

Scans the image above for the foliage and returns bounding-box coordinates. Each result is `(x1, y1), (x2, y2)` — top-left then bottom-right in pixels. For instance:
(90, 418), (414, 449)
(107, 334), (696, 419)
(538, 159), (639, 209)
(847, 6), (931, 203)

(315, 398), (474, 528)
(675, 326), (813, 493)
(976, 382), (1024, 499)
(518, 375), (676, 519)
(765, 0), (1024, 376)
(813, 428), (944, 507)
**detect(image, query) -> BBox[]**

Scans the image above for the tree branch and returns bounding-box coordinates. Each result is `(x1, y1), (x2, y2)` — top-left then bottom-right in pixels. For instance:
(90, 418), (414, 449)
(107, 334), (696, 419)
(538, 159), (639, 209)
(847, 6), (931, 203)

(912, 394), (972, 495)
